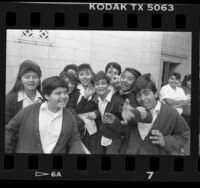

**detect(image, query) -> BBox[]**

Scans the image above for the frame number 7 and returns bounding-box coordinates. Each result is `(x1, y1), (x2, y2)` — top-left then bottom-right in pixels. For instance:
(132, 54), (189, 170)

(146, 171), (154, 180)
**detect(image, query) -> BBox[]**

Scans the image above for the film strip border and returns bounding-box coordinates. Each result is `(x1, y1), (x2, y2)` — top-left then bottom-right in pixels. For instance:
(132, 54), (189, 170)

(2, 9), (194, 30)
(1, 155), (199, 181)
(0, 2), (199, 181)
(0, 3), (198, 30)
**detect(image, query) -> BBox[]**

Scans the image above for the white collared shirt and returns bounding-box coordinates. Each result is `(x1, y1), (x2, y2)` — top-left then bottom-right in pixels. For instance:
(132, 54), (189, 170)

(160, 84), (187, 101)
(97, 91), (113, 118)
(17, 90), (43, 108)
(97, 91), (113, 146)
(39, 102), (63, 154)
(138, 100), (161, 141)
(76, 84), (92, 105)
(160, 84), (187, 115)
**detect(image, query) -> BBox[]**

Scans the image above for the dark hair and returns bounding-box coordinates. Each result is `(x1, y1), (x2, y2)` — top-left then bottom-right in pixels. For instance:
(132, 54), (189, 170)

(77, 63), (94, 75)
(105, 62), (122, 75)
(59, 71), (78, 86)
(135, 73), (157, 94)
(170, 72), (181, 80)
(63, 64), (77, 73)
(42, 76), (68, 96)
(182, 74), (191, 88)
(91, 71), (110, 85)
(9, 60), (42, 94)
(123, 68), (141, 79)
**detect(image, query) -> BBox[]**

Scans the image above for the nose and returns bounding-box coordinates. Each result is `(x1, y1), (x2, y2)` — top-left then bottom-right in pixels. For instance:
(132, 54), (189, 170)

(29, 77), (34, 82)
(99, 83), (104, 88)
(141, 94), (146, 101)
(82, 74), (87, 79)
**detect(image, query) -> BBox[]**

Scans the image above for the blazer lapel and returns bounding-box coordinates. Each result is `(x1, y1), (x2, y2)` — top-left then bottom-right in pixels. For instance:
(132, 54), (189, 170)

(33, 103), (44, 153)
(104, 94), (115, 114)
(104, 100), (112, 114)
(17, 101), (23, 112)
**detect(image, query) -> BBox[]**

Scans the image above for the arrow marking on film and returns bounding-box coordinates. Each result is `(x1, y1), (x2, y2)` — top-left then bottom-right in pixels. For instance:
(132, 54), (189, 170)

(35, 171), (50, 177)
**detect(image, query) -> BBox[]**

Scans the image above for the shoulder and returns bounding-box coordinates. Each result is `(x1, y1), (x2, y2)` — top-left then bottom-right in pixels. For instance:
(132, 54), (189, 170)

(160, 102), (178, 116)
(6, 92), (18, 101)
(12, 102), (42, 120)
(160, 84), (170, 91)
(74, 88), (81, 97)
(177, 86), (185, 93)
(112, 93), (124, 102)
(63, 108), (75, 120)
(23, 102), (42, 112)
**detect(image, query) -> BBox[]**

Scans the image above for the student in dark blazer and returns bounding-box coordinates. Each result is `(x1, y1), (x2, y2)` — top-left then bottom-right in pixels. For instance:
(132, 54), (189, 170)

(76, 71), (123, 154)
(116, 68), (153, 153)
(5, 76), (85, 154)
(124, 74), (190, 155)
(92, 71), (124, 154)
(6, 60), (44, 124)
(78, 71), (152, 154)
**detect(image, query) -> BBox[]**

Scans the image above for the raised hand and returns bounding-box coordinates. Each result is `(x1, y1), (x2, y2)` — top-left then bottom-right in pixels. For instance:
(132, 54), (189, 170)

(110, 75), (120, 87)
(136, 106), (147, 120)
(122, 99), (136, 124)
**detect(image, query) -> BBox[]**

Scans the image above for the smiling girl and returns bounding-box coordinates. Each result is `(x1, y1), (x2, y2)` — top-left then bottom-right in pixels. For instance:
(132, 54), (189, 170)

(6, 60), (44, 124)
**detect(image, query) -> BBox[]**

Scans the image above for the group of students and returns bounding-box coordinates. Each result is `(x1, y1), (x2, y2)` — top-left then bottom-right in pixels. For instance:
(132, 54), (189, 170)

(5, 60), (190, 155)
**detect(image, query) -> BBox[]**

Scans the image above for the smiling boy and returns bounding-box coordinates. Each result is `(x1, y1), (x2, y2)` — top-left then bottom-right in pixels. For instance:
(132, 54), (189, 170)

(5, 76), (85, 154)
(93, 71), (125, 154)
(76, 64), (95, 106)
(125, 74), (190, 155)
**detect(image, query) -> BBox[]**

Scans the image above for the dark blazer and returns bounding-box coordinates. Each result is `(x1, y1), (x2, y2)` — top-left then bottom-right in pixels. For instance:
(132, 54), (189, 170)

(5, 102), (85, 154)
(105, 91), (153, 139)
(77, 93), (124, 139)
(66, 88), (86, 134)
(6, 91), (44, 125)
(124, 103), (190, 155)
(99, 93), (124, 139)
(6, 92), (23, 125)
(66, 88), (80, 112)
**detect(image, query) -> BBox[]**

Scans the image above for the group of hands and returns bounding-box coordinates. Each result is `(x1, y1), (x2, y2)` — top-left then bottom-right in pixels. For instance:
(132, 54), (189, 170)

(82, 71), (165, 147)
(86, 99), (165, 147)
